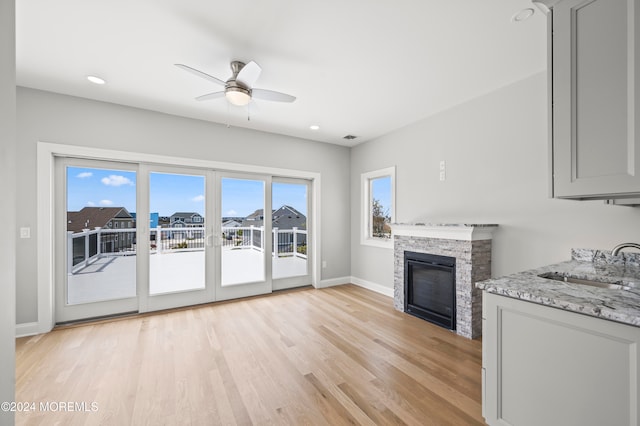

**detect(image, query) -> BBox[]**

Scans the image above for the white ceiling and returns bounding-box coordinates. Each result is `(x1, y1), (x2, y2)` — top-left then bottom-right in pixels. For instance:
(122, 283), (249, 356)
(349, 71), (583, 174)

(16, 0), (546, 147)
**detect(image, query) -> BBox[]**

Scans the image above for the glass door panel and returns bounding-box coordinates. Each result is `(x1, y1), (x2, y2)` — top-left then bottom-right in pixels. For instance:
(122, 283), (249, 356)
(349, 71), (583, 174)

(217, 174), (272, 301)
(272, 179), (312, 290)
(221, 177), (266, 285)
(56, 159), (139, 323)
(149, 172), (206, 295)
(141, 166), (214, 312)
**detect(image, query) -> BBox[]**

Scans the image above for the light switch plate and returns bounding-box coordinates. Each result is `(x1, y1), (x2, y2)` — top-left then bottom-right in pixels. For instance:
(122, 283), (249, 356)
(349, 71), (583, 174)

(20, 227), (31, 239)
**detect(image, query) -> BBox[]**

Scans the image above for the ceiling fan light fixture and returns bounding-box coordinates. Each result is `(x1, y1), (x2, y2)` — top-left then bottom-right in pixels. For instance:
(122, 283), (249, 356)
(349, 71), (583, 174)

(226, 86), (251, 106)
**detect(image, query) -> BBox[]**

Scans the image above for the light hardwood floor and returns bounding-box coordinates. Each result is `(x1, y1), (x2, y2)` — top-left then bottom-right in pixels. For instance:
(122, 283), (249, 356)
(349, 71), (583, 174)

(16, 285), (485, 425)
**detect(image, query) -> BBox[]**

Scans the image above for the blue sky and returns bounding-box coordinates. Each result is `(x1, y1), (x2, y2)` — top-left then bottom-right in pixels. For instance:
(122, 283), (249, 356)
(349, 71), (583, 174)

(151, 172), (205, 216)
(67, 167), (138, 212)
(67, 167), (307, 218)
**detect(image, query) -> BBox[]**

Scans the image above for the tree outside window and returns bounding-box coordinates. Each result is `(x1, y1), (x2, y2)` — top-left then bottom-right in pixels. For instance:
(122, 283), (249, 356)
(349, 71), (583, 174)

(361, 167), (395, 248)
(371, 177), (392, 239)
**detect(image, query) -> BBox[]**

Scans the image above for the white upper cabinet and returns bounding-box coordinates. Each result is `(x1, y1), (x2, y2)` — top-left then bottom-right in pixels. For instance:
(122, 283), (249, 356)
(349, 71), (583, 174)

(544, 0), (640, 199)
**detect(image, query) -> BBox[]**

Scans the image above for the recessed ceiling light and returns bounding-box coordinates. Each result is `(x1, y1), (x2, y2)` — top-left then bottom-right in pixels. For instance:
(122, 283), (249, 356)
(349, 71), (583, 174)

(511, 8), (535, 22)
(309, 125), (320, 131)
(87, 75), (106, 85)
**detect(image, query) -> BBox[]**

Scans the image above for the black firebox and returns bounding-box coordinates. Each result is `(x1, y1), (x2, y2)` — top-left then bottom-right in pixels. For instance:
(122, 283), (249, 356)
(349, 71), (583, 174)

(404, 251), (456, 330)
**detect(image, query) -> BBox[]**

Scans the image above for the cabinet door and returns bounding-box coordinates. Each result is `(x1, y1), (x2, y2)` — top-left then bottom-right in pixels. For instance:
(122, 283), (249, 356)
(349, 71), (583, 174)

(483, 293), (640, 426)
(553, 0), (640, 198)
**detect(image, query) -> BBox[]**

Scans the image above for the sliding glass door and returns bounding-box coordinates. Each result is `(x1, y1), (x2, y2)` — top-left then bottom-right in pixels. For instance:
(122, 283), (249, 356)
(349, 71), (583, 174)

(216, 173), (272, 301)
(55, 158), (312, 323)
(140, 165), (215, 312)
(55, 158), (139, 323)
(272, 178), (312, 290)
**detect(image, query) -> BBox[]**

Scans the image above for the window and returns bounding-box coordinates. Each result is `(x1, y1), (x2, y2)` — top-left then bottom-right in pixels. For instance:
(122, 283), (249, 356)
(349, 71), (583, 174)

(361, 166), (395, 248)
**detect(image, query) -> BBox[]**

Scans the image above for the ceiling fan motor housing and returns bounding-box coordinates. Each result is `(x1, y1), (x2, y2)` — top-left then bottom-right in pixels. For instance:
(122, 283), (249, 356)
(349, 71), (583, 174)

(230, 61), (246, 75)
(225, 61), (252, 105)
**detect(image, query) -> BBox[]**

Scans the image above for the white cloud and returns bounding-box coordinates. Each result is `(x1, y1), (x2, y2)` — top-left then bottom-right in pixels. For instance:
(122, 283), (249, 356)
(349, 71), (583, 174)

(191, 195), (205, 202)
(99, 199), (113, 206)
(76, 172), (93, 178)
(101, 175), (134, 187)
(86, 201), (96, 207)
(226, 209), (237, 216)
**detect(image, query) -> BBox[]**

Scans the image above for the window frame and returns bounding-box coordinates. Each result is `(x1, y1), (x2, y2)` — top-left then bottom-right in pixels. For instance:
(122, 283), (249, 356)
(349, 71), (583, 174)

(361, 166), (396, 249)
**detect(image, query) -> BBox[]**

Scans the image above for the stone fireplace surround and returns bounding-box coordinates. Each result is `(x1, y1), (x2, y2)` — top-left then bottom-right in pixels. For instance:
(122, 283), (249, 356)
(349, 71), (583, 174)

(392, 223), (497, 339)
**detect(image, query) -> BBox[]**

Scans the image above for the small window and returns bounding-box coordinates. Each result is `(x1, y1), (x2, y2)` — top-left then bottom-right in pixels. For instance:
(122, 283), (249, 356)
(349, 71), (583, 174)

(361, 167), (395, 248)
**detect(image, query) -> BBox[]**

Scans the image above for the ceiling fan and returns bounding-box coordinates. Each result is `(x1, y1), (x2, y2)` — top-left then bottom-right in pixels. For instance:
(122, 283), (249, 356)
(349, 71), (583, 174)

(175, 61), (296, 106)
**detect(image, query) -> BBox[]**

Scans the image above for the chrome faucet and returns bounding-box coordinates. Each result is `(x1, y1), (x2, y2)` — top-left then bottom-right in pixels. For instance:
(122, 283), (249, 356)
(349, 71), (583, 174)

(611, 242), (640, 256)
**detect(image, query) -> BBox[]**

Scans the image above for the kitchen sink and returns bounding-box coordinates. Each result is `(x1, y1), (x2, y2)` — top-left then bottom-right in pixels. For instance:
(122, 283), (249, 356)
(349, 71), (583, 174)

(538, 272), (631, 291)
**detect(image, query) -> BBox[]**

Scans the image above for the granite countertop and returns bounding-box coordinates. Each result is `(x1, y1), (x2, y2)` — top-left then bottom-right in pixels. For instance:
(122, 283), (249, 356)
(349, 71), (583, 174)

(476, 248), (640, 327)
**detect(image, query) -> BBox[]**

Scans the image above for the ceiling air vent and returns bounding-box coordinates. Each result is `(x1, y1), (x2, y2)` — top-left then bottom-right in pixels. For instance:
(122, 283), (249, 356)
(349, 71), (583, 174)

(343, 134), (357, 140)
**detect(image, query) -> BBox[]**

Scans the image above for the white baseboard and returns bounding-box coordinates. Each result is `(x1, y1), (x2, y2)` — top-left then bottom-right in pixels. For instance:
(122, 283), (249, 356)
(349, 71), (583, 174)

(350, 276), (394, 298)
(16, 322), (41, 338)
(316, 276), (351, 288)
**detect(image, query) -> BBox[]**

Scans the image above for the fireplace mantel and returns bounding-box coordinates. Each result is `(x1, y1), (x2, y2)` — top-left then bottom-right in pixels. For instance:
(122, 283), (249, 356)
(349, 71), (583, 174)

(391, 223), (498, 241)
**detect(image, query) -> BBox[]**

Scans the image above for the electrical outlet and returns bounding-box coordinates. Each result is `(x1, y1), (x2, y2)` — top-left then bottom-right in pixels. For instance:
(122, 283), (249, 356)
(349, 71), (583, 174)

(20, 227), (31, 239)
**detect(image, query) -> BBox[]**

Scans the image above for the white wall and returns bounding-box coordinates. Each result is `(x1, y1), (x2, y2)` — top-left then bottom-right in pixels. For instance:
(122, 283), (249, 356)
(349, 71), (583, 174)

(0, 0), (16, 424)
(16, 87), (351, 325)
(351, 71), (640, 290)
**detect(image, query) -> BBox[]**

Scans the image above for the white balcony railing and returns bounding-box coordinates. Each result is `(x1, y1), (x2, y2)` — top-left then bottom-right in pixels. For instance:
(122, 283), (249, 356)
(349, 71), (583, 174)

(67, 227), (137, 275)
(150, 227), (206, 253)
(68, 225), (307, 275)
(273, 227), (307, 259)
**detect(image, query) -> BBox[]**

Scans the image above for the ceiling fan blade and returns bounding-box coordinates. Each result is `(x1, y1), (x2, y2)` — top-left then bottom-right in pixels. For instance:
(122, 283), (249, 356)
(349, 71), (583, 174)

(175, 64), (226, 86)
(195, 91), (225, 101)
(252, 88), (296, 103)
(236, 61), (262, 88)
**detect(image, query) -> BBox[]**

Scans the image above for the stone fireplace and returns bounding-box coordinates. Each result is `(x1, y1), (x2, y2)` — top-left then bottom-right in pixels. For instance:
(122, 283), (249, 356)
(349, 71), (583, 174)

(392, 223), (497, 339)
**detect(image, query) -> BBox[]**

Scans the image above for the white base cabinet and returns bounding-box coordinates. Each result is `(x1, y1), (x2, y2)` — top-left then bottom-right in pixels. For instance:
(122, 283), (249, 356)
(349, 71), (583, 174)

(482, 292), (640, 426)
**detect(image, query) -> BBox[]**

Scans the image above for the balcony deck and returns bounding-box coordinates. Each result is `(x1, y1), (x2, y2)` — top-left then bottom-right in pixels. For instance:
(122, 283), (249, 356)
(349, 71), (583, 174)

(67, 248), (308, 305)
